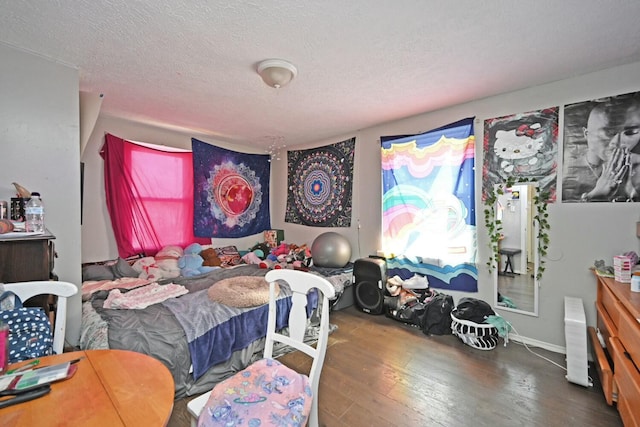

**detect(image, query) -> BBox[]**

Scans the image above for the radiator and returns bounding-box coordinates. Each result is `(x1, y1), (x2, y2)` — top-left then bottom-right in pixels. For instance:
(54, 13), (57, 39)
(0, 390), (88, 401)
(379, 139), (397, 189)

(564, 297), (592, 387)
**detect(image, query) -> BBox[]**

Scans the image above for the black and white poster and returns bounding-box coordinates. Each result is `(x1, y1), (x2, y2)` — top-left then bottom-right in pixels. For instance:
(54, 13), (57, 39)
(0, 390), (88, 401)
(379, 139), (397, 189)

(563, 91), (640, 202)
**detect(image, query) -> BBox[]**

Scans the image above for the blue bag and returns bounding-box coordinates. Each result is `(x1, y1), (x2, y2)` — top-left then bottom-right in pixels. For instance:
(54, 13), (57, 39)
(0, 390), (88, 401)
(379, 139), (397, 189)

(0, 291), (53, 363)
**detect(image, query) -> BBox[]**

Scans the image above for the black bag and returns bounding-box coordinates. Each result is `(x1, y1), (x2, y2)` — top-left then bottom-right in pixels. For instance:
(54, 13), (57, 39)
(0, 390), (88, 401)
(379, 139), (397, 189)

(385, 298), (426, 326)
(420, 292), (454, 335)
(454, 297), (495, 323)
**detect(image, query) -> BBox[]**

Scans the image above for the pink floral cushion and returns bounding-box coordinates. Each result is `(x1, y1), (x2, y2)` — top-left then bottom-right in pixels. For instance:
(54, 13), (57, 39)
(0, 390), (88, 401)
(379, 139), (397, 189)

(198, 358), (312, 427)
(214, 245), (243, 267)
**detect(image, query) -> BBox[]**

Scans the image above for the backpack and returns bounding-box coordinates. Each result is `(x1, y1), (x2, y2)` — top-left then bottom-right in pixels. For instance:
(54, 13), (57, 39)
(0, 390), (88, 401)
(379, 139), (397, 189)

(454, 297), (495, 323)
(420, 292), (454, 335)
(0, 291), (54, 363)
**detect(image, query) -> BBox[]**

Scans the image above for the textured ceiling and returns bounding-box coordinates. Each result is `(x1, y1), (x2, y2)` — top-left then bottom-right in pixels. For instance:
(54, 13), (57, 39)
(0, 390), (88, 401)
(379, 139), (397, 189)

(1, 1), (640, 149)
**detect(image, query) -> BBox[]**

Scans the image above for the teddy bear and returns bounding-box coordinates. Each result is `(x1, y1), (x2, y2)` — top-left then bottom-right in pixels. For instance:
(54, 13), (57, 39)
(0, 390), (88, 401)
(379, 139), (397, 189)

(200, 247), (222, 267)
(179, 243), (218, 277)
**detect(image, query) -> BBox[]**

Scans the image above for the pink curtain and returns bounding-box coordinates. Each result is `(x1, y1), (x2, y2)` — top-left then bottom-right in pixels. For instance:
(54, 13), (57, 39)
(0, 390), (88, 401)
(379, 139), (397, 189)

(100, 133), (208, 258)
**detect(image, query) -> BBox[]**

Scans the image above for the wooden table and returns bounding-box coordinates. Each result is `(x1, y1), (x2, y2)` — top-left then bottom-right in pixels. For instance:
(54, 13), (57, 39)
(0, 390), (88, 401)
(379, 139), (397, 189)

(1, 350), (175, 426)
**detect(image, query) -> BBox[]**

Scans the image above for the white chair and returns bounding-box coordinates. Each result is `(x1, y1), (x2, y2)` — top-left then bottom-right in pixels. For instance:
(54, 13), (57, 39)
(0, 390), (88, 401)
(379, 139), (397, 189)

(2, 281), (78, 355)
(187, 269), (336, 427)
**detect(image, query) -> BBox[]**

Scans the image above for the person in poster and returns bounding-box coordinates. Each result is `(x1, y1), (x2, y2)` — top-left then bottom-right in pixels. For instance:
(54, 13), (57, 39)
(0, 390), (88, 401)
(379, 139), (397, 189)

(563, 91), (640, 202)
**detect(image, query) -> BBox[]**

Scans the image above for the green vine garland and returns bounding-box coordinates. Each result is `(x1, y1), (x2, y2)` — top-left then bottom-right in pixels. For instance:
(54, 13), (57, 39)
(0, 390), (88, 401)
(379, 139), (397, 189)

(484, 177), (550, 281)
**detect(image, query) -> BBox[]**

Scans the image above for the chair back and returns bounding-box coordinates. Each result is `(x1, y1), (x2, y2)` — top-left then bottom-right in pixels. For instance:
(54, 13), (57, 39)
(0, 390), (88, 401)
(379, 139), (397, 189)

(264, 269), (335, 426)
(2, 281), (77, 355)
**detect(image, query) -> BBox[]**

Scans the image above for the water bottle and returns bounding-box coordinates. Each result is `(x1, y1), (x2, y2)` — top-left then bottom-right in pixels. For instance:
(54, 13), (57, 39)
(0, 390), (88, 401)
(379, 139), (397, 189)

(25, 192), (45, 233)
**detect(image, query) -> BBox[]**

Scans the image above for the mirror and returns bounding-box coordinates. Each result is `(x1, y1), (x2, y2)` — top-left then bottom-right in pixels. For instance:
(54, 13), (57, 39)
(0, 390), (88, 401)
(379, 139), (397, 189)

(493, 183), (539, 316)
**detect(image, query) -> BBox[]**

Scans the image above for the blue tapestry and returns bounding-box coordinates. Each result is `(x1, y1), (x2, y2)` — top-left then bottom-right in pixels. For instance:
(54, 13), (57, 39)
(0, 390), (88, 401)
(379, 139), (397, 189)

(285, 138), (355, 227)
(381, 118), (477, 292)
(192, 138), (271, 238)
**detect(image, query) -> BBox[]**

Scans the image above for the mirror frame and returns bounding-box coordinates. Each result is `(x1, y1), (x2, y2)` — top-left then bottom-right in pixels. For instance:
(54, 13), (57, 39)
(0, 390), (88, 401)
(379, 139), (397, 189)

(485, 178), (550, 317)
(492, 183), (540, 317)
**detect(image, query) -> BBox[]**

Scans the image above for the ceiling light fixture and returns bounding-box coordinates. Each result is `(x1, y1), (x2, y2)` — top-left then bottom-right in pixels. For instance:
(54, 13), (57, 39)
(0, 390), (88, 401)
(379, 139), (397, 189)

(257, 59), (298, 89)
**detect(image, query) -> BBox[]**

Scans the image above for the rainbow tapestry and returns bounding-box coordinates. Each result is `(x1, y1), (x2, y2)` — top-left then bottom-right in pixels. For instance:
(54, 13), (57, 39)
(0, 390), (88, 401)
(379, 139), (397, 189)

(192, 138), (271, 238)
(381, 118), (477, 292)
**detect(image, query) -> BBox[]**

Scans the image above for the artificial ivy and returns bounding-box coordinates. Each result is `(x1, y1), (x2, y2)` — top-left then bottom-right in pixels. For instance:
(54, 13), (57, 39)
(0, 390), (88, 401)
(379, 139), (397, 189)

(484, 177), (550, 281)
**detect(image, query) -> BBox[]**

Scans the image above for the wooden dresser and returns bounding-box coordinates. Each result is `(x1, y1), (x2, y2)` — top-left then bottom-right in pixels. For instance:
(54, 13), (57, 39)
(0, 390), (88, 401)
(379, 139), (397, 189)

(589, 274), (640, 426)
(0, 231), (57, 320)
(0, 230), (56, 282)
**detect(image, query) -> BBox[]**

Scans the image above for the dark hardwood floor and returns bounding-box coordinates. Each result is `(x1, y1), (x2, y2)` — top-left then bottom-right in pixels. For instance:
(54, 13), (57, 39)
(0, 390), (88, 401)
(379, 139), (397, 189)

(168, 305), (622, 427)
(498, 269), (535, 313)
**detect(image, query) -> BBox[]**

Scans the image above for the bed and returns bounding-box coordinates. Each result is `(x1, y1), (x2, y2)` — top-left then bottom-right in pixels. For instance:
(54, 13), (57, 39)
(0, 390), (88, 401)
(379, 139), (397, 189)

(80, 263), (352, 398)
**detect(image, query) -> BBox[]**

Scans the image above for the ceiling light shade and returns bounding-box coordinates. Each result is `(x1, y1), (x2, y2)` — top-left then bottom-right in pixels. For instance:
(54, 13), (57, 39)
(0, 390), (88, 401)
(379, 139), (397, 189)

(257, 59), (297, 88)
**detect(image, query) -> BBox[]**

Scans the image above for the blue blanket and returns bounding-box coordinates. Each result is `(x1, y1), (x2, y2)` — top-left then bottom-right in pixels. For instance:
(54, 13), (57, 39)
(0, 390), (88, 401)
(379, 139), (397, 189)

(163, 285), (293, 379)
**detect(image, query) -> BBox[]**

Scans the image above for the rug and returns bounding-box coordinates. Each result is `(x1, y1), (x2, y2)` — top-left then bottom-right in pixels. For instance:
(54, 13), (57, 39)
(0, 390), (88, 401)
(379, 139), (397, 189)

(207, 276), (279, 308)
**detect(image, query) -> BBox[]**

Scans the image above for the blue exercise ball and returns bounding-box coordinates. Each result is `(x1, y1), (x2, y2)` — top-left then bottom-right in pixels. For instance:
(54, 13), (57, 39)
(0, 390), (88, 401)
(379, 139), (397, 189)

(311, 232), (352, 268)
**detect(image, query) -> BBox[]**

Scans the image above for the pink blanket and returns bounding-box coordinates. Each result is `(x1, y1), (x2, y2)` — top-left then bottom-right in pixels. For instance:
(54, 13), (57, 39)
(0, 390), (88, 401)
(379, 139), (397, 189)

(81, 277), (152, 301)
(103, 283), (189, 309)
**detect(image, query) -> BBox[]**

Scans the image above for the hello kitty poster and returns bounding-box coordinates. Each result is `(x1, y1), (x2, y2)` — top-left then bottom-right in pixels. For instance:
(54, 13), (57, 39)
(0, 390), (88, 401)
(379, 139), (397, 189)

(482, 107), (559, 202)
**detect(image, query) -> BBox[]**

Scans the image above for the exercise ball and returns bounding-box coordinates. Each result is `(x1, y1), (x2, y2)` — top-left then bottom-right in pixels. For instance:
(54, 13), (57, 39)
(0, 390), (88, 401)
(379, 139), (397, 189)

(311, 232), (352, 268)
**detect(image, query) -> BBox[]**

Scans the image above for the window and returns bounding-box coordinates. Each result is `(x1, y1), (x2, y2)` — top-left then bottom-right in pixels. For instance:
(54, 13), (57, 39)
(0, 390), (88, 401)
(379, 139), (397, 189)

(101, 134), (208, 257)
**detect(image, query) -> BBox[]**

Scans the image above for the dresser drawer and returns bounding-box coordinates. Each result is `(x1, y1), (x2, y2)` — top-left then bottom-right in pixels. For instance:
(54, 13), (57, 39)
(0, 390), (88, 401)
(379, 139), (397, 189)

(600, 282), (620, 328)
(588, 326), (614, 405)
(619, 306), (640, 366)
(596, 301), (616, 341)
(611, 337), (640, 427)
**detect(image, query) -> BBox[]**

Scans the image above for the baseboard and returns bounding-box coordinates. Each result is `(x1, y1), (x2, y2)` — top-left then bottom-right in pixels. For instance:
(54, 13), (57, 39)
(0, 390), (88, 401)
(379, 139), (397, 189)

(509, 334), (566, 354)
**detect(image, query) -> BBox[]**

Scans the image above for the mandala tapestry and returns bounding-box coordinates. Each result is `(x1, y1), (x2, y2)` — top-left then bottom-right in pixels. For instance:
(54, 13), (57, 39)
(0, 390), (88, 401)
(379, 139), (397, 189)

(192, 138), (271, 238)
(285, 138), (355, 227)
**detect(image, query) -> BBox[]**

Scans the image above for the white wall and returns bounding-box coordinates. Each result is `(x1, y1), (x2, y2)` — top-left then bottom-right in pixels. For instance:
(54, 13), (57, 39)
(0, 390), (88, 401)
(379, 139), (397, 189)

(0, 43), (82, 346)
(80, 60), (640, 350)
(338, 60), (640, 350)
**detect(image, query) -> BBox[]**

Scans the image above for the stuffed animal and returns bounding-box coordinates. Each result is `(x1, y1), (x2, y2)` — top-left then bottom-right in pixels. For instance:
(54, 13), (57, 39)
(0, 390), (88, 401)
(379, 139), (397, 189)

(200, 248), (222, 267)
(153, 245), (183, 278)
(249, 242), (271, 260)
(179, 243), (217, 277)
(271, 243), (289, 257)
(258, 259), (287, 270)
(241, 251), (262, 265)
(132, 256), (163, 280)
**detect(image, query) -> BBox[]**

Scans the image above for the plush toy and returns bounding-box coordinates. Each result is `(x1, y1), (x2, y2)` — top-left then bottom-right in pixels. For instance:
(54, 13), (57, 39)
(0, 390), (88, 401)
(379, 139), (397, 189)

(200, 248), (222, 267)
(259, 259), (277, 269)
(241, 251), (262, 265)
(271, 243), (289, 257)
(153, 245), (183, 278)
(249, 242), (271, 260)
(156, 245), (184, 260)
(258, 259), (287, 270)
(132, 256), (163, 280)
(179, 243), (217, 277)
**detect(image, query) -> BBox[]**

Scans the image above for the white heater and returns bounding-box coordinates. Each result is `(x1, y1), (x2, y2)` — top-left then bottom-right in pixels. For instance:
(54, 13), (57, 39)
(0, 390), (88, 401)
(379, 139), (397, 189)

(564, 297), (592, 387)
